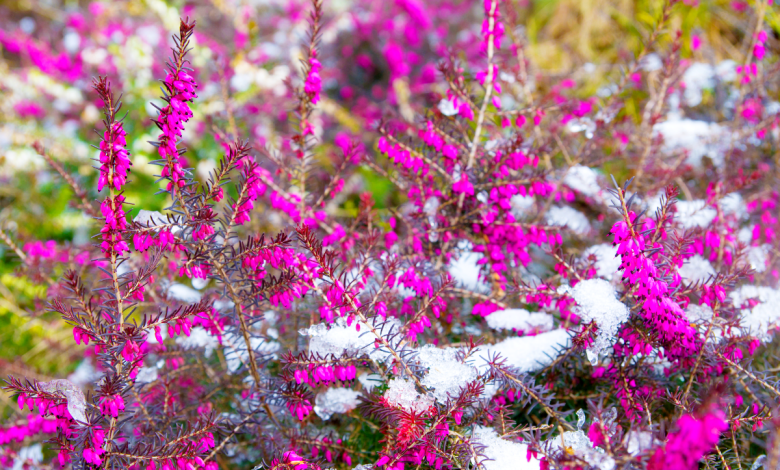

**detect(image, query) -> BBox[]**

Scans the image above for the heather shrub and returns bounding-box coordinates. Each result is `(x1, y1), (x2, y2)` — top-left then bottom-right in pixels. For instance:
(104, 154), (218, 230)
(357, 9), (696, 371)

(1, 1), (780, 469)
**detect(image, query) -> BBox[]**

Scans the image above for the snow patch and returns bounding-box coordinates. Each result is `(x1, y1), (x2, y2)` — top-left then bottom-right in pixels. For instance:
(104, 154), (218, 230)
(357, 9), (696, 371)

(12, 443), (43, 470)
(678, 254), (716, 283)
(544, 411), (615, 470)
(510, 194), (535, 217)
(583, 243), (621, 280)
(305, 317), (401, 362)
(564, 165), (602, 199)
(314, 387), (362, 420)
(448, 241), (490, 293)
(654, 119), (729, 168)
(572, 279), (629, 364)
(135, 366), (159, 383)
(478, 329), (570, 374)
(358, 373), (382, 393)
(472, 426), (540, 470)
(416, 345), (478, 403)
(176, 327), (220, 357)
(485, 309), (553, 333)
(730, 285), (780, 340)
(546, 206), (591, 235)
(167, 283), (202, 303)
(384, 377), (434, 413)
(747, 245), (770, 273)
(675, 200), (717, 229)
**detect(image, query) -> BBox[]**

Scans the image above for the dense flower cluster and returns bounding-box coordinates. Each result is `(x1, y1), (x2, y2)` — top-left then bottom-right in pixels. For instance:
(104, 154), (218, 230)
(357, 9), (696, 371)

(94, 77), (131, 259)
(648, 407), (728, 470)
(154, 21), (198, 193)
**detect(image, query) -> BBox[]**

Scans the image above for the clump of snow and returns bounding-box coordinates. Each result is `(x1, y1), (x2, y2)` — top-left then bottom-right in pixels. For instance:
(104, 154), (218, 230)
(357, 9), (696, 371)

(478, 329), (570, 374)
(176, 327), (220, 357)
(67, 360), (101, 387)
(384, 377), (434, 413)
(675, 200), (717, 229)
(640, 53), (662, 72)
(544, 411), (615, 470)
(511, 194), (535, 217)
(305, 317), (373, 357)
(546, 206), (591, 235)
(12, 443), (43, 470)
(681, 61), (737, 107)
(135, 366), (159, 383)
(751, 455), (767, 470)
(654, 119), (729, 167)
(314, 387), (362, 420)
(582, 243), (621, 280)
(416, 345), (478, 403)
(564, 165), (602, 199)
(358, 373), (382, 393)
(625, 430), (658, 456)
(730, 285), (780, 340)
(567, 117), (596, 139)
(133, 209), (169, 228)
(167, 283), (202, 303)
(686, 304), (714, 323)
(747, 245), (770, 273)
(472, 426), (540, 470)
(738, 227), (753, 244)
(571, 279), (629, 365)
(449, 241), (490, 293)
(485, 309), (553, 333)
(678, 254), (716, 283)
(720, 192), (746, 218)
(438, 98), (458, 116)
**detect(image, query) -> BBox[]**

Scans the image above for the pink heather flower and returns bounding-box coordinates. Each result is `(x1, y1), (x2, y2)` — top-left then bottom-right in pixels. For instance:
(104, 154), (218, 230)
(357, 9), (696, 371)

(691, 34), (701, 51)
(268, 451), (314, 470)
(13, 100), (45, 119)
(304, 53), (323, 104)
(155, 24), (198, 193)
(83, 447), (102, 465)
(121, 340), (140, 362)
(648, 408), (727, 470)
(480, 0), (503, 53)
(99, 195), (129, 258)
(99, 394), (125, 417)
(754, 43), (765, 60)
(287, 398), (313, 421)
(73, 327), (91, 346)
(93, 77), (131, 260)
(611, 215), (699, 361)
(97, 122), (131, 192)
(452, 174), (474, 196)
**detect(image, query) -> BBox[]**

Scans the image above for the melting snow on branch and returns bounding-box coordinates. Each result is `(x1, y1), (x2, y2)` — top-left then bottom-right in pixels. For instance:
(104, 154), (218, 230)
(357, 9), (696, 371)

(678, 254), (716, 283)
(582, 243), (621, 280)
(314, 387), (362, 420)
(416, 345), (478, 403)
(571, 279), (629, 364)
(384, 377), (434, 413)
(546, 206), (591, 235)
(472, 426), (540, 470)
